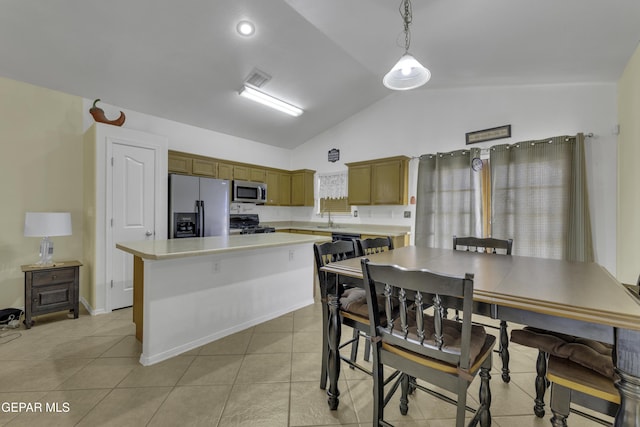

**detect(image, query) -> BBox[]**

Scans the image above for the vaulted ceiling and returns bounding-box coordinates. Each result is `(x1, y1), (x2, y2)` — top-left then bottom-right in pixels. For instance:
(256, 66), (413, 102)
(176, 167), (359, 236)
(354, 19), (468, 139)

(1, 1), (639, 149)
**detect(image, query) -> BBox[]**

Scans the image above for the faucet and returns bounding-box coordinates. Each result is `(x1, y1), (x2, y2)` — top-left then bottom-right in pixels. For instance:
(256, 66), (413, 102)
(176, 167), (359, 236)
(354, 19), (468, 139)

(327, 209), (334, 228)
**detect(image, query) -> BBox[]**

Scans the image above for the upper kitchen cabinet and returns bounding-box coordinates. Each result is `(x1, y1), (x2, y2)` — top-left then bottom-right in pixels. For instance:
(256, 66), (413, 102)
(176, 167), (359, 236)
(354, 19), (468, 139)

(232, 165), (249, 181)
(346, 156), (409, 205)
(250, 167), (266, 183)
(169, 151), (218, 177)
(291, 170), (315, 206)
(280, 172), (291, 206)
(347, 163), (372, 205)
(266, 170), (291, 206)
(191, 158), (217, 177)
(168, 150), (312, 205)
(217, 162), (233, 180)
(168, 152), (193, 175)
(219, 164), (265, 182)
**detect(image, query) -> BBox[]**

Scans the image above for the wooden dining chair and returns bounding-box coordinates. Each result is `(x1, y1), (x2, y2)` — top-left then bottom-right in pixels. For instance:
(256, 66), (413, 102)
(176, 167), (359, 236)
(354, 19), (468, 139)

(453, 235), (513, 383)
(510, 272), (637, 418)
(314, 240), (377, 408)
(547, 354), (619, 426)
(511, 326), (619, 421)
(361, 258), (496, 427)
(356, 236), (394, 257)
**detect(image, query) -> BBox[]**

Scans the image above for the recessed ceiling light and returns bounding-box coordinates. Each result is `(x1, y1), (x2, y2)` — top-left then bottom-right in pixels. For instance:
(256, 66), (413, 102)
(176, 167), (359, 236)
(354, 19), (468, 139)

(236, 20), (255, 37)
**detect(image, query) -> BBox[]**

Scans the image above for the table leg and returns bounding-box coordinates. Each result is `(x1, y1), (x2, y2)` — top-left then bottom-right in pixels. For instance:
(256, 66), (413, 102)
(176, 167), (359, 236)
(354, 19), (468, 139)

(499, 320), (510, 383)
(614, 328), (640, 426)
(327, 292), (341, 410)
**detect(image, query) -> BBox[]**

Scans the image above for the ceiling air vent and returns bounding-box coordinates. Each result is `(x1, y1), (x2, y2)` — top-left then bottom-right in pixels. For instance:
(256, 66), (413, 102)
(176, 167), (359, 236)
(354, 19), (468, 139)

(244, 68), (271, 88)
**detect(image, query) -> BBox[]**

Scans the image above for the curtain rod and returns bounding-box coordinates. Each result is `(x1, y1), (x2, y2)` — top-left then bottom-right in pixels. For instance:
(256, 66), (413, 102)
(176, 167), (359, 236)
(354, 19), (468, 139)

(413, 132), (595, 159)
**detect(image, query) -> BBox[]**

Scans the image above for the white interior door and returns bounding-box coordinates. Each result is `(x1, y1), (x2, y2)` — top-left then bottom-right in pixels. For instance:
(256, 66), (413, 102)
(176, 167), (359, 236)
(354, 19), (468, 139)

(111, 143), (156, 310)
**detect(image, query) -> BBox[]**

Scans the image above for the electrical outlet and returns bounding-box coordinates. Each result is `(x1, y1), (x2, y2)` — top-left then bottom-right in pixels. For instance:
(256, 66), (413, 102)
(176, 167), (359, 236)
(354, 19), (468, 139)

(404, 211), (411, 218)
(353, 210), (358, 217)
(212, 262), (220, 273)
(289, 250), (295, 261)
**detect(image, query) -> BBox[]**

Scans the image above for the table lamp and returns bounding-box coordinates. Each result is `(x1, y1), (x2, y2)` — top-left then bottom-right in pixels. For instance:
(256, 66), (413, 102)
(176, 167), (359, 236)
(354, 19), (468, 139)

(24, 212), (72, 266)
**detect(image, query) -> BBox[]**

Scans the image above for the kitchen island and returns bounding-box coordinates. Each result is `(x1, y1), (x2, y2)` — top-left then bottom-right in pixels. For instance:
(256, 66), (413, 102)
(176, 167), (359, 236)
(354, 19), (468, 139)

(116, 233), (329, 365)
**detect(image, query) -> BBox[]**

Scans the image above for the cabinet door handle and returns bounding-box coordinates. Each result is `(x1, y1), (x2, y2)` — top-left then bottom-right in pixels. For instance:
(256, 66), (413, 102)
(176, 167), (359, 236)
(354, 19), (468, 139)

(52, 275), (57, 280)
(145, 230), (153, 236)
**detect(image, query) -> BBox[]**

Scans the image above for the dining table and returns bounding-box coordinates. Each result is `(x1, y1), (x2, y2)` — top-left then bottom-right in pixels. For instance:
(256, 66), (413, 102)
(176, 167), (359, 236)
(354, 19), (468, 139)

(320, 245), (640, 426)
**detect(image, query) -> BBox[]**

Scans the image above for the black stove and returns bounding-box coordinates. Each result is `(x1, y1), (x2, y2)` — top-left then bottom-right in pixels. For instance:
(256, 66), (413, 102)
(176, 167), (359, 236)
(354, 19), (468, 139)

(229, 214), (275, 234)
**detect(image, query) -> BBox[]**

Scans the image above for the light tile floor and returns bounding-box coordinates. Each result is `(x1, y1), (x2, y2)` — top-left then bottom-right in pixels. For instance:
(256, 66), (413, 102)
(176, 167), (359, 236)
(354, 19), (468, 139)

(0, 300), (612, 426)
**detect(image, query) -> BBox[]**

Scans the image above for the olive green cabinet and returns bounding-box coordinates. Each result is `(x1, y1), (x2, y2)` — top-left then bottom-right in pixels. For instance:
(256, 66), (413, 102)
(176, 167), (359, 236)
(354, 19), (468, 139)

(217, 162), (234, 180)
(266, 171), (293, 206)
(192, 158), (217, 177)
(279, 173), (291, 206)
(168, 153), (193, 175)
(346, 156), (409, 205)
(347, 164), (372, 205)
(250, 168), (266, 183)
(291, 170), (315, 206)
(169, 151), (311, 206)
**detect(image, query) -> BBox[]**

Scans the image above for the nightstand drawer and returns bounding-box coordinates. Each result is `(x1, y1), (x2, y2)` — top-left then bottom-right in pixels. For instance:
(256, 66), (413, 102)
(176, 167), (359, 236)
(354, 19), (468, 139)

(30, 283), (73, 312)
(31, 268), (76, 286)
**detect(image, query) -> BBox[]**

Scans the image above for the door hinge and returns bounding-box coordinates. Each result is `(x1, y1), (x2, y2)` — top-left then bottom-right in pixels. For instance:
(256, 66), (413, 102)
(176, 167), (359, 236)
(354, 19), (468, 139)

(111, 157), (114, 166)
(110, 280), (114, 288)
(110, 218), (114, 227)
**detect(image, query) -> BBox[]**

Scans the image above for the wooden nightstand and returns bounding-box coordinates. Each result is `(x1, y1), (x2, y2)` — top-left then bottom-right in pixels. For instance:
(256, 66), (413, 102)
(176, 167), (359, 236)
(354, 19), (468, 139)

(21, 261), (82, 328)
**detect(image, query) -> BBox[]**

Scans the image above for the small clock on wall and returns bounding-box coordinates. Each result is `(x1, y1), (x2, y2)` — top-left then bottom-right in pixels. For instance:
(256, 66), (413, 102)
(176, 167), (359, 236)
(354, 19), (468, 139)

(472, 157), (483, 172)
(328, 148), (340, 163)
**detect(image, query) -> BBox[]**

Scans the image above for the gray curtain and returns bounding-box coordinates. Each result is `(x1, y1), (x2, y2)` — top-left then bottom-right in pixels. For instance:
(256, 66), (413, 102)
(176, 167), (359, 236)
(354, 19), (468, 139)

(415, 148), (482, 248)
(490, 134), (593, 261)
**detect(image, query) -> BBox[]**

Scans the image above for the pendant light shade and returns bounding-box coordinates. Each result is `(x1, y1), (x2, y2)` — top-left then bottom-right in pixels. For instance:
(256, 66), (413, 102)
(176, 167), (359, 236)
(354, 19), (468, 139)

(383, 0), (430, 91)
(383, 53), (431, 90)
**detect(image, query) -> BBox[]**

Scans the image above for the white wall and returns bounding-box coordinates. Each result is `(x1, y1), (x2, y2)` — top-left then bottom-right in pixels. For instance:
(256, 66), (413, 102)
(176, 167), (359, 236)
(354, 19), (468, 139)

(80, 83), (618, 275)
(617, 43), (640, 284)
(292, 83), (618, 275)
(81, 99), (293, 171)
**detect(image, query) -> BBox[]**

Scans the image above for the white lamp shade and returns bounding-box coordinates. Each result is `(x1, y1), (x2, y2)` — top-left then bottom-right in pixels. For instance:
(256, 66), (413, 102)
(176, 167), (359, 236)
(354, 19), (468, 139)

(24, 212), (72, 237)
(383, 53), (431, 90)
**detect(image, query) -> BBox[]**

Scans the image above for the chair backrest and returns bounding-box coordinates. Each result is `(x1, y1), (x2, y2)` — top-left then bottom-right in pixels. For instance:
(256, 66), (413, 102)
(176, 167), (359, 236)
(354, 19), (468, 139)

(453, 235), (513, 255)
(314, 240), (358, 295)
(361, 258), (476, 370)
(356, 236), (394, 257)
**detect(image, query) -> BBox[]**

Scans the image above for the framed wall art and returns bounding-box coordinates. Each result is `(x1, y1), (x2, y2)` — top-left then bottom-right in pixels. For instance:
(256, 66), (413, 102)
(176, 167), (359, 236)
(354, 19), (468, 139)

(466, 124), (511, 145)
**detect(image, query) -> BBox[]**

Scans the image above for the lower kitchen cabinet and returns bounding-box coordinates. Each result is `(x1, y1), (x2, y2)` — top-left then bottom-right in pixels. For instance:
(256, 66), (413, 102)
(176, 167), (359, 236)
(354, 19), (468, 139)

(21, 261), (82, 328)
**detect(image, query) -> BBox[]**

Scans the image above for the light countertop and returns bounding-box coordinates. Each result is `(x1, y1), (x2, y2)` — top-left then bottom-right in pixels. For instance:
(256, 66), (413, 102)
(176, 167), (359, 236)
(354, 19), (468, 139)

(262, 221), (411, 237)
(116, 233), (330, 260)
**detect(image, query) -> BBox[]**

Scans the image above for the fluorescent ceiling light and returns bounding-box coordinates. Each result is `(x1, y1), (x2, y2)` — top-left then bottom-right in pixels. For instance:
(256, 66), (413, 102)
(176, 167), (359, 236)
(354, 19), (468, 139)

(239, 85), (303, 117)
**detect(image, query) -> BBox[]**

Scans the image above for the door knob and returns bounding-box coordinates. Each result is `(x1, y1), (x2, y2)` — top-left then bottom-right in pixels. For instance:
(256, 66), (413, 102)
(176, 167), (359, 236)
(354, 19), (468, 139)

(145, 231), (153, 236)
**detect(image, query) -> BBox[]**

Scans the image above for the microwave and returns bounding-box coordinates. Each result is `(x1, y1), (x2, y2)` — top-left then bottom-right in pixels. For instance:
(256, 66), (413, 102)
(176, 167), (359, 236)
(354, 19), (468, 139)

(233, 180), (267, 203)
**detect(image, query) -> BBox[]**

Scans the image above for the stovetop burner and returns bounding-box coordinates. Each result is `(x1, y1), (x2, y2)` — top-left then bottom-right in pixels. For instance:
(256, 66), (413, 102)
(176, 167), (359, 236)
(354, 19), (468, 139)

(229, 214), (275, 234)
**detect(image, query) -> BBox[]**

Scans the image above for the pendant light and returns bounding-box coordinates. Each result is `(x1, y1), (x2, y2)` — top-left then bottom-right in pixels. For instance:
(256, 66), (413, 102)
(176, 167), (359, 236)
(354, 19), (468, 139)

(383, 0), (431, 90)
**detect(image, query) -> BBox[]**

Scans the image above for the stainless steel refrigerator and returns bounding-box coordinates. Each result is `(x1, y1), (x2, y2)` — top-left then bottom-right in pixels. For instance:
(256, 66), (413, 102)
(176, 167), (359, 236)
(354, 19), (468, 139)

(169, 174), (230, 238)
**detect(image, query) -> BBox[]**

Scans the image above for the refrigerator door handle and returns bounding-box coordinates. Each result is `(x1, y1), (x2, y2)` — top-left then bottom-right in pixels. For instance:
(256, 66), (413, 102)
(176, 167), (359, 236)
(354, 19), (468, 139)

(195, 200), (202, 237)
(201, 200), (206, 237)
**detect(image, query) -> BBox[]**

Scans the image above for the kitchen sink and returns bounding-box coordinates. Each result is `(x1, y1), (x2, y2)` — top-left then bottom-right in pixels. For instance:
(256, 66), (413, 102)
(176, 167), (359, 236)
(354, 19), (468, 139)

(316, 225), (342, 229)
